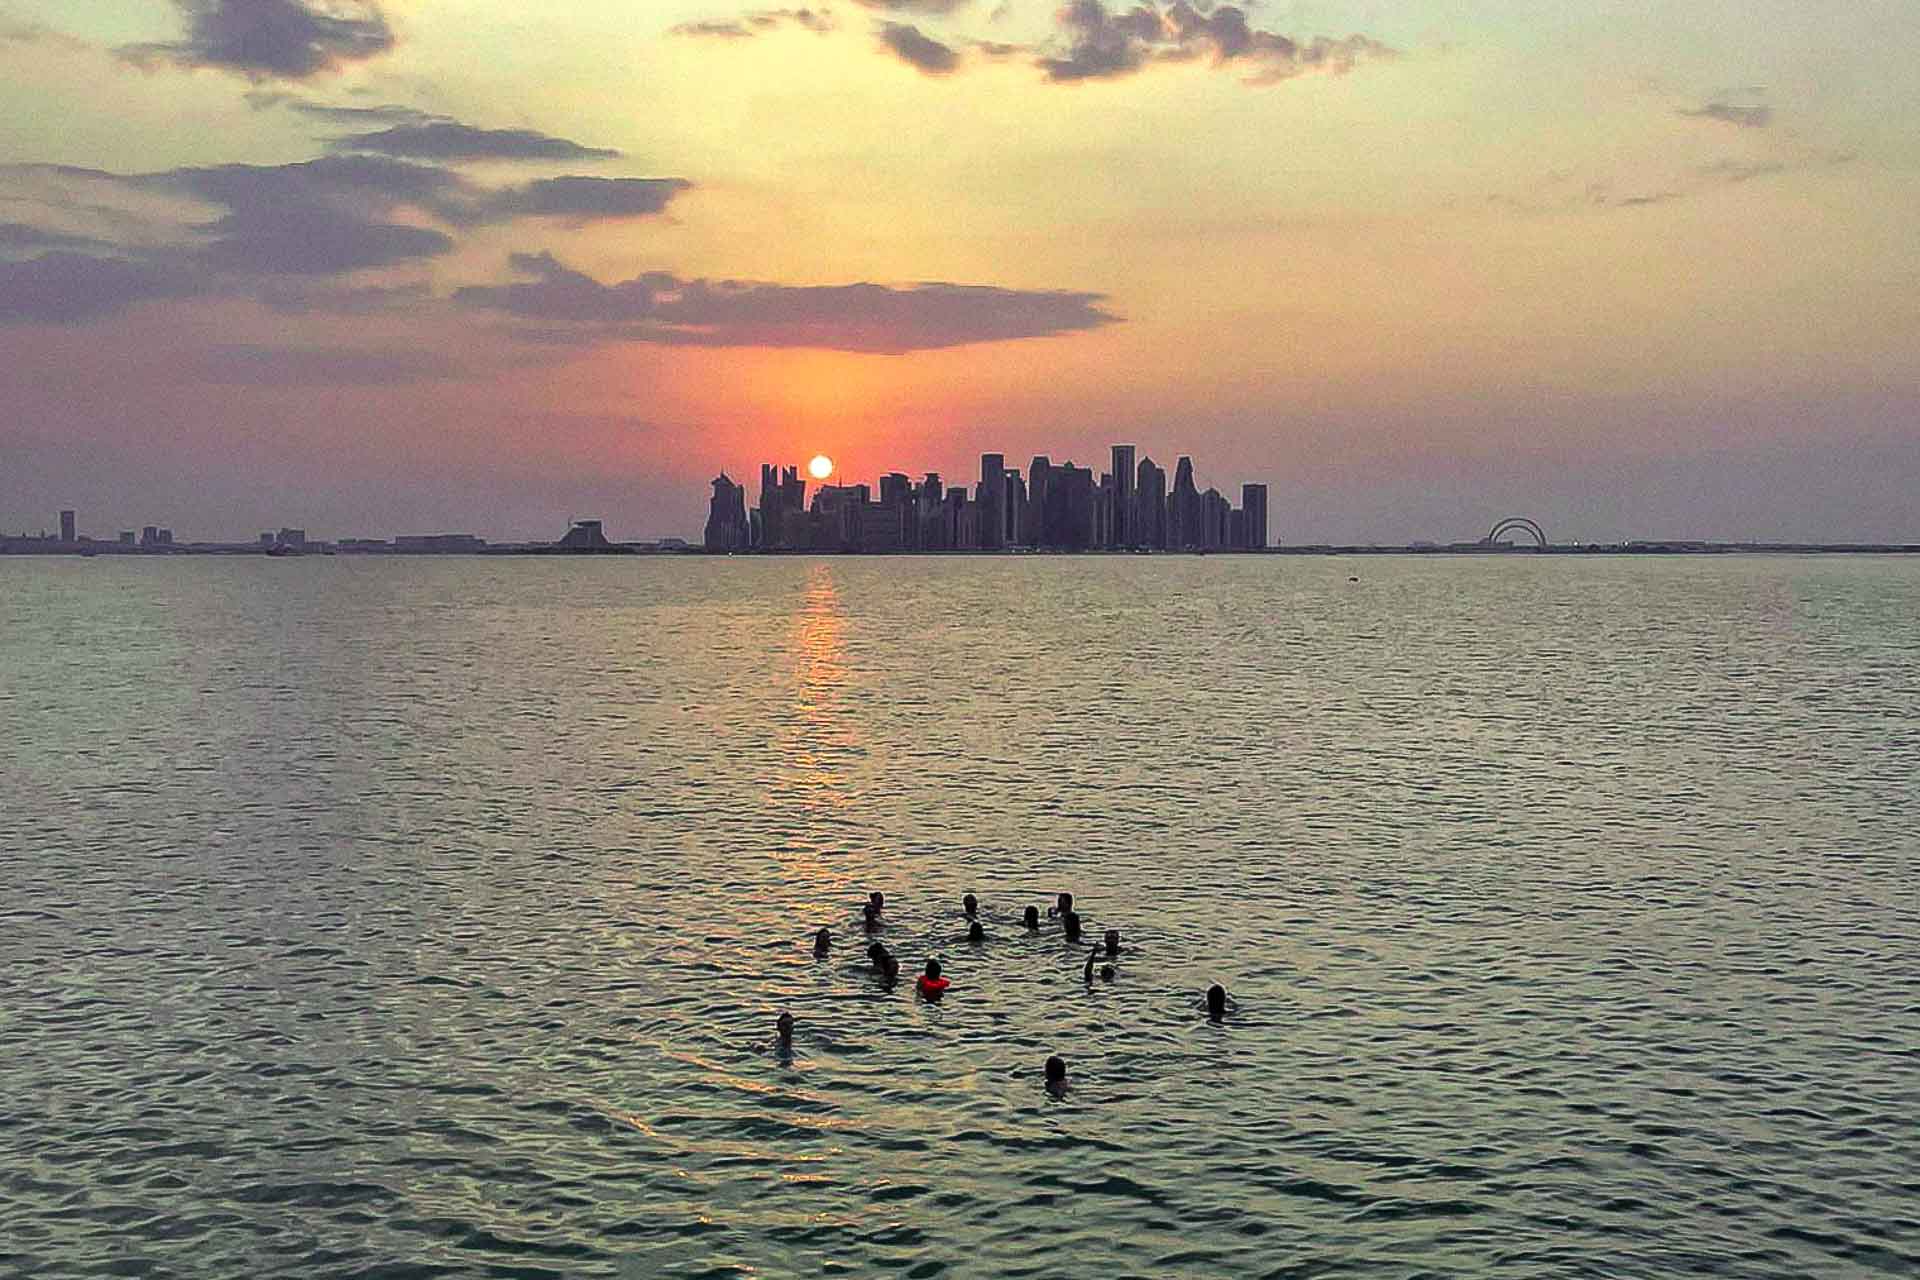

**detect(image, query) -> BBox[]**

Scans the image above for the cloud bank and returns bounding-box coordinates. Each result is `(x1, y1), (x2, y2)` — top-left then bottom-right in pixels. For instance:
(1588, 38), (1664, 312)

(454, 251), (1119, 352)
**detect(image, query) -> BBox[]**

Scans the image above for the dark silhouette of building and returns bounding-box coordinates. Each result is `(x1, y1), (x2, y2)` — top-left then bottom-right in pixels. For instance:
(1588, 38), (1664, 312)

(758, 464), (807, 550)
(1136, 456), (1167, 549)
(704, 473), (750, 550)
(1110, 445), (1135, 547)
(558, 519), (611, 549)
(1200, 488), (1230, 549)
(979, 454), (1008, 550)
(1241, 483), (1268, 549)
(726, 445), (1266, 554)
(1168, 456), (1201, 549)
(59, 510), (75, 543)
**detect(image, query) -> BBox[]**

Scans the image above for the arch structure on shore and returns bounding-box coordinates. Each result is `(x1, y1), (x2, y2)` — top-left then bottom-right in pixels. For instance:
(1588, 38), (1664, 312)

(1483, 517), (1548, 547)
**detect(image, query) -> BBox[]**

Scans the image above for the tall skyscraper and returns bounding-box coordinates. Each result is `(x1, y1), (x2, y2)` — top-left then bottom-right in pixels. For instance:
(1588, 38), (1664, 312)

(59, 509), (75, 543)
(979, 453), (1007, 550)
(1241, 483), (1268, 550)
(1109, 445), (1135, 547)
(1136, 456), (1166, 549)
(704, 473), (750, 550)
(1168, 456), (1201, 549)
(1024, 457), (1052, 546)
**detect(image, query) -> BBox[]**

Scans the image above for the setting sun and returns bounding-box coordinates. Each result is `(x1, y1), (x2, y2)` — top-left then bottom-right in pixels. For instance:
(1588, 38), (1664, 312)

(807, 454), (834, 481)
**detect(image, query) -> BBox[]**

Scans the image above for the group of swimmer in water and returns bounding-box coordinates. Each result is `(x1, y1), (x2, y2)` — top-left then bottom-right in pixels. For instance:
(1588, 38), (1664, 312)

(777, 889), (1233, 1091)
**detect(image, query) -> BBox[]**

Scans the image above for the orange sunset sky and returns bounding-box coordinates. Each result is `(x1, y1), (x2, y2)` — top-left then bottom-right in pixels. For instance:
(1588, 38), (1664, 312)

(2, 1), (1915, 542)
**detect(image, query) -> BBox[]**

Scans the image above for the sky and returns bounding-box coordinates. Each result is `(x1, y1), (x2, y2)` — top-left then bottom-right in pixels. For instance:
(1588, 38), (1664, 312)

(1, 0), (1915, 544)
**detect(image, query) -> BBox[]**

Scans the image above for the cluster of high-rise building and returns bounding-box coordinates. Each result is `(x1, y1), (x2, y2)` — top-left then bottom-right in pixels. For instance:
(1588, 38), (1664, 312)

(705, 447), (1268, 554)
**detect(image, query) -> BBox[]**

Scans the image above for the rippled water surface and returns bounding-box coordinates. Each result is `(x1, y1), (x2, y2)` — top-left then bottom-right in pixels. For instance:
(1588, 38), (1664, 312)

(2, 555), (1917, 1279)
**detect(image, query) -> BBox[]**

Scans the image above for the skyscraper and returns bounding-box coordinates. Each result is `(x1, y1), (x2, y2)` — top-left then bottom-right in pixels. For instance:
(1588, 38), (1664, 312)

(1136, 456), (1166, 549)
(1241, 483), (1268, 550)
(1168, 456), (1201, 549)
(979, 453), (1007, 550)
(59, 509), (75, 543)
(704, 473), (750, 550)
(1109, 445), (1135, 547)
(1024, 456), (1053, 546)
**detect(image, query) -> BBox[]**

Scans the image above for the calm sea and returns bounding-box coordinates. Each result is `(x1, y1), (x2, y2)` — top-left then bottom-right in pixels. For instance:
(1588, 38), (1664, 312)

(2, 555), (1915, 1279)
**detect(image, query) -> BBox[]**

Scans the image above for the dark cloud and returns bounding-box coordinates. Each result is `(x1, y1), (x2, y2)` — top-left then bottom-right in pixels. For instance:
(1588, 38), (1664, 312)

(189, 343), (460, 385)
(327, 121), (621, 162)
(196, 203), (454, 274)
(0, 154), (696, 322)
(123, 0), (395, 80)
(145, 156), (462, 273)
(0, 222), (113, 254)
(1681, 93), (1772, 129)
(474, 176), (692, 224)
(877, 22), (961, 74)
(453, 251), (1120, 353)
(1038, 1), (1391, 85)
(670, 9), (837, 38)
(0, 252), (202, 324)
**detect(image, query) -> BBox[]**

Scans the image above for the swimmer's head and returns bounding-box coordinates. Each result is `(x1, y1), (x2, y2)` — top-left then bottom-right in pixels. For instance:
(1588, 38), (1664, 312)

(1100, 964), (1116, 981)
(1063, 911), (1082, 941)
(967, 920), (985, 944)
(1206, 983), (1227, 1020)
(868, 891), (884, 913)
(1044, 1055), (1067, 1086)
(1056, 891), (1073, 915)
(813, 927), (831, 954)
(1023, 905), (1040, 929)
(1103, 929), (1120, 956)
(924, 957), (942, 980)
(776, 1011), (794, 1043)
(962, 892), (978, 917)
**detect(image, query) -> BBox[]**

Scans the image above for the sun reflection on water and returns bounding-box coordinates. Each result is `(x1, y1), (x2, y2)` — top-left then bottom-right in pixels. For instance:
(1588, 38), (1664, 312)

(771, 565), (864, 878)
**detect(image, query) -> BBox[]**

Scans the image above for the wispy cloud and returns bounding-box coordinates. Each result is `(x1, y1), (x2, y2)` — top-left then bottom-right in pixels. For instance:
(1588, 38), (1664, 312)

(1, 20), (88, 52)
(327, 122), (621, 162)
(1680, 90), (1772, 129)
(670, 8), (837, 39)
(121, 0), (395, 81)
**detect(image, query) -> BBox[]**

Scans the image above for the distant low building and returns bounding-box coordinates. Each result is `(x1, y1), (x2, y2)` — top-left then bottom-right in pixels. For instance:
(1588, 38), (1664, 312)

(558, 519), (611, 550)
(393, 533), (486, 552)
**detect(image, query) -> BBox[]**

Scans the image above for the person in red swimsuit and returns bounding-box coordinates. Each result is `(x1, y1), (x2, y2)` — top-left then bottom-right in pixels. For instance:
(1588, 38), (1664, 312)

(916, 958), (949, 997)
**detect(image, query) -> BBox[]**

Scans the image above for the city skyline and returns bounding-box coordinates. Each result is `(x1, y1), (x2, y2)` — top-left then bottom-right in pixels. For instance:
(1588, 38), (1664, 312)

(708, 446), (1269, 553)
(2, 4), (1917, 544)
